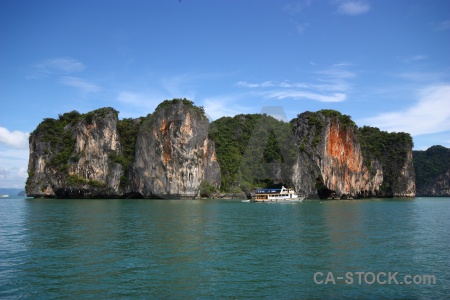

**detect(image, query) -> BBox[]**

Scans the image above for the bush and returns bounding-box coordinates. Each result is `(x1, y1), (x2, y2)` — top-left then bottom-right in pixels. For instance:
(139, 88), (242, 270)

(199, 180), (216, 198)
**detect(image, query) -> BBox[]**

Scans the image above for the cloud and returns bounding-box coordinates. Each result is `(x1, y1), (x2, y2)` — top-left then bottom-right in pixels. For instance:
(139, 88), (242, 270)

(263, 91), (346, 102)
(401, 55), (428, 64)
(30, 58), (85, 78)
(237, 81), (278, 88)
(359, 84), (450, 136)
(203, 96), (252, 121)
(335, 0), (370, 16)
(0, 127), (29, 149)
(282, 0), (312, 14)
(397, 72), (444, 82)
(0, 166), (28, 188)
(295, 22), (310, 34)
(237, 63), (354, 103)
(314, 64), (355, 92)
(160, 74), (196, 99)
(116, 91), (163, 111)
(59, 76), (102, 93)
(434, 19), (450, 31)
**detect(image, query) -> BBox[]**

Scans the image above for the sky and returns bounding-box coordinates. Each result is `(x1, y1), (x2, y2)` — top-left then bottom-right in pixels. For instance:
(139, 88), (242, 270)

(1, 0), (449, 188)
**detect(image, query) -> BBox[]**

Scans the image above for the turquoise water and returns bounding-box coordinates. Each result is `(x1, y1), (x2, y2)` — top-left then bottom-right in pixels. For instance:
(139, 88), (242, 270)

(0, 196), (449, 299)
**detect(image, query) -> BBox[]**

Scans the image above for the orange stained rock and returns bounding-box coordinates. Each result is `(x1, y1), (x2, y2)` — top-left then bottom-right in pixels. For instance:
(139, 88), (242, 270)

(327, 120), (359, 172)
(180, 112), (193, 136)
(160, 119), (169, 133)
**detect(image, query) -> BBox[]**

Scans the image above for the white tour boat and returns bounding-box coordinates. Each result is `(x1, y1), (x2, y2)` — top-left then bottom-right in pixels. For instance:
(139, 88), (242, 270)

(253, 186), (305, 202)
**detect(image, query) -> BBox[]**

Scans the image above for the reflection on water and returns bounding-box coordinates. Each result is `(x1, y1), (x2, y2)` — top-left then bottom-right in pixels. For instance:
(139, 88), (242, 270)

(0, 197), (449, 298)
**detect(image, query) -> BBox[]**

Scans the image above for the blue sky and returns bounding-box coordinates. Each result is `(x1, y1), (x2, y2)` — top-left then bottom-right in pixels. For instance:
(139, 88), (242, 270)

(1, 0), (449, 188)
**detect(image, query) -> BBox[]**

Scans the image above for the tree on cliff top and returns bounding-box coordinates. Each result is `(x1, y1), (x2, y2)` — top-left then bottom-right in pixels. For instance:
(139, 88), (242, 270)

(156, 98), (206, 117)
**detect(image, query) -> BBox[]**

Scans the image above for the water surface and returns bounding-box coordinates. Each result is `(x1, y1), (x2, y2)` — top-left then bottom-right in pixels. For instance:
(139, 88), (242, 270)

(1, 197), (449, 299)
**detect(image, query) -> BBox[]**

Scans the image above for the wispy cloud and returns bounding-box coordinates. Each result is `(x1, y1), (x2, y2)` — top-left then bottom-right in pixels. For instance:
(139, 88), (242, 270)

(397, 72), (444, 82)
(262, 91), (346, 102)
(295, 22), (310, 34)
(359, 84), (450, 136)
(160, 73), (197, 100)
(433, 19), (450, 31)
(335, 0), (371, 16)
(237, 63), (355, 103)
(282, 0), (312, 14)
(29, 57), (85, 78)
(202, 96), (252, 121)
(237, 81), (309, 89)
(0, 127), (29, 149)
(400, 55), (428, 64)
(114, 91), (169, 119)
(59, 76), (102, 93)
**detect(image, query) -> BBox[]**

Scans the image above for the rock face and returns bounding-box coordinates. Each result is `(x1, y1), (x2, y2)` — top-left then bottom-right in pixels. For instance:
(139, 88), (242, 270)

(414, 145), (450, 196)
(26, 102), (418, 199)
(128, 101), (220, 198)
(26, 108), (124, 198)
(26, 100), (221, 199)
(416, 168), (450, 196)
(291, 110), (415, 199)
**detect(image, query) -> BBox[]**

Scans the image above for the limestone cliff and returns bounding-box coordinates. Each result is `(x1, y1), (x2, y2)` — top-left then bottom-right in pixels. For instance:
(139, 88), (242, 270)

(26, 108), (124, 198)
(414, 146), (450, 196)
(26, 101), (417, 199)
(26, 100), (221, 199)
(415, 168), (450, 197)
(358, 126), (416, 198)
(291, 110), (415, 199)
(127, 100), (220, 198)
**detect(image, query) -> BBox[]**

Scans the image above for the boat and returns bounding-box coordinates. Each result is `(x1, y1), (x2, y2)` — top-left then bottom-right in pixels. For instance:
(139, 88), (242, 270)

(0, 194), (9, 198)
(253, 186), (305, 202)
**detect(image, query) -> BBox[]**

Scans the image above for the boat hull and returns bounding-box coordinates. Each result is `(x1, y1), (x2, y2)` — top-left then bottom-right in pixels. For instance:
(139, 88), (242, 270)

(253, 196), (306, 203)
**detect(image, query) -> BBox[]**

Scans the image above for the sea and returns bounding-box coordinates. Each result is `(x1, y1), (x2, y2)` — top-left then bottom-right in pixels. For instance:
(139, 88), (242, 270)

(0, 196), (449, 299)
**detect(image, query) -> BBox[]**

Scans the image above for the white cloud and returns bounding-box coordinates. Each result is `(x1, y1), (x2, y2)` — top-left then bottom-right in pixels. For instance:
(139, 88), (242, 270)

(314, 64), (355, 92)
(203, 97), (251, 121)
(336, 0), (370, 16)
(0, 127), (29, 149)
(0, 145), (29, 188)
(116, 91), (163, 115)
(237, 63), (354, 103)
(0, 166), (28, 188)
(31, 58), (85, 78)
(59, 76), (102, 93)
(263, 90), (346, 102)
(359, 84), (450, 136)
(237, 81), (277, 88)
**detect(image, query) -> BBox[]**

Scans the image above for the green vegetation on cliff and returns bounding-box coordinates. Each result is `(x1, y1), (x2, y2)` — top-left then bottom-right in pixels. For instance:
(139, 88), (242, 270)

(310, 110), (356, 130)
(209, 114), (296, 192)
(413, 145), (450, 191)
(29, 107), (120, 184)
(111, 117), (144, 187)
(31, 110), (82, 171)
(298, 110), (356, 148)
(358, 126), (413, 193)
(156, 98), (206, 118)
